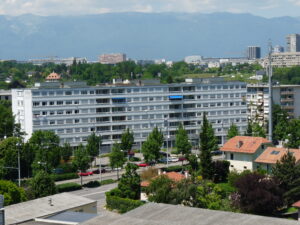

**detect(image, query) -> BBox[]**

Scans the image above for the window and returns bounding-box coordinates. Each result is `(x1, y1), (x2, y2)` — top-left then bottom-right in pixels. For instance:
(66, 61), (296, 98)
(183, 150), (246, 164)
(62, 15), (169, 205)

(65, 91), (72, 95)
(42, 102), (47, 106)
(57, 110), (63, 115)
(57, 101), (63, 105)
(66, 100), (72, 105)
(33, 102), (40, 107)
(74, 119), (80, 124)
(230, 153), (234, 160)
(74, 100), (79, 105)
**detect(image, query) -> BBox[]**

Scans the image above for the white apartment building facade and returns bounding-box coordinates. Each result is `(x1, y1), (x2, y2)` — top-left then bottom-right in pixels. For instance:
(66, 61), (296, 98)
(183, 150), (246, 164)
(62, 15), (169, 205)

(247, 84), (300, 125)
(12, 79), (248, 152)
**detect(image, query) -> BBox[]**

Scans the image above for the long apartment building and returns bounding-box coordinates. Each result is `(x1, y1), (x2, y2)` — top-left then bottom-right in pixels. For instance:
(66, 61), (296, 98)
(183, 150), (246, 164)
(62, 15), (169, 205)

(247, 84), (300, 125)
(12, 78), (248, 152)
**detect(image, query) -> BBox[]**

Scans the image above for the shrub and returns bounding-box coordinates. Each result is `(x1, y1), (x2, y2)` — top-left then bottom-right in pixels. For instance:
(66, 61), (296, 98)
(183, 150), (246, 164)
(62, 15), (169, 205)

(228, 170), (251, 187)
(0, 180), (27, 206)
(57, 163), (77, 173)
(163, 165), (183, 172)
(216, 182), (236, 198)
(140, 167), (158, 181)
(106, 190), (144, 213)
(83, 181), (100, 188)
(129, 157), (141, 162)
(100, 179), (116, 185)
(29, 171), (57, 198)
(56, 183), (82, 193)
(51, 173), (79, 181)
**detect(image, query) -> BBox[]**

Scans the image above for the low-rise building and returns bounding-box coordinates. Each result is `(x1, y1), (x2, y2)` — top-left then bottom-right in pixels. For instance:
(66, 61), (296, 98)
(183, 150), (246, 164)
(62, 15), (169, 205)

(255, 147), (300, 173)
(220, 136), (272, 172)
(99, 53), (126, 64)
(0, 90), (11, 101)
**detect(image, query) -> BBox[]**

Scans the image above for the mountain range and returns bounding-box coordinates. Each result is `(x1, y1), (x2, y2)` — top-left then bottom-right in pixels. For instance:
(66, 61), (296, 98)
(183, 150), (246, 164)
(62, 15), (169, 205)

(0, 12), (300, 61)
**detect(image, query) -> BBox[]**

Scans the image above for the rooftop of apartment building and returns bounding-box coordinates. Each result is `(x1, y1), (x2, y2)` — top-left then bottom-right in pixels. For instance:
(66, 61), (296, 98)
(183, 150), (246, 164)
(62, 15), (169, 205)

(19, 77), (244, 90)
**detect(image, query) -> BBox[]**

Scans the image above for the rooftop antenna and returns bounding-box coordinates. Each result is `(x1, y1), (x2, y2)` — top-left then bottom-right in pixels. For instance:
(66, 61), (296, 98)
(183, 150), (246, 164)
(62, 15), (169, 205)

(268, 40), (273, 142)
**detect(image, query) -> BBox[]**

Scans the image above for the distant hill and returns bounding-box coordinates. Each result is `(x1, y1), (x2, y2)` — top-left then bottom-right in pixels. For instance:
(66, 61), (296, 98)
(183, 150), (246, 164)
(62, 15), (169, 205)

(0, 12), (300, 61)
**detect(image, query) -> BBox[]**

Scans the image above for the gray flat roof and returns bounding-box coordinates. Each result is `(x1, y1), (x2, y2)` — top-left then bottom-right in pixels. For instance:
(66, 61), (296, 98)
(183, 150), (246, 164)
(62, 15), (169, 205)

(5, 193), (96, 225)
(83, 203), (299, 225)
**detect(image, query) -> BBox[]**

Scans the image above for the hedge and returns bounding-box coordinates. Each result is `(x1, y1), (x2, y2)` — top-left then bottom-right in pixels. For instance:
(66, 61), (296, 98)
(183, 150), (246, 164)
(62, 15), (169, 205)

(83, 181), (100, 188)
(100, 179), (116, 185)
(56, 182), (82, 193)
(106, 191), (144, 213)
(162, 165), (183, 172)
(51, 173), (79, 181)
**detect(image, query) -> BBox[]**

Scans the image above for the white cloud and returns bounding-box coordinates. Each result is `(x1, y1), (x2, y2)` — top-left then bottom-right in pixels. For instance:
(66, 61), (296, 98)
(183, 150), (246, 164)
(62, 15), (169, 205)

(0, 0), (297, 17)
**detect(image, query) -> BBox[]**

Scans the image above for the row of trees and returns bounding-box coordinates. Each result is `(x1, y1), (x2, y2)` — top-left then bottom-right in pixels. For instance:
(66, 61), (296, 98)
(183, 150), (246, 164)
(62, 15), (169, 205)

(0, 60), (263, 89)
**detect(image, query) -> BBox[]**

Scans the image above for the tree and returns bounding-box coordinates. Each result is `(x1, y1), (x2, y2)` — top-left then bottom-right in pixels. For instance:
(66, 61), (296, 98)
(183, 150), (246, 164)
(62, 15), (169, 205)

(227, 123), (239, 139)
(244, 120), (253, 136)
(196, 180), (223, 210)
(199, 112), (218, 179)
(118, 163), (141, 200)
(252, 123), (266, 138)
(61, 142), (73, 162)
(121, 128), (134, 157)
(233, 172), (283, 215)
(29, 170), (57, 199)
(175, 123), (192, 158)
(142, 127), (164, 163)
(86, 132), (101, 164)
(273, 104), (289, 142)
(285, 119), (300, 148)
(212, 160), (230, 183)
(147, 175), (175, 203)
(73, 144), (90, 185)
(272, 152), (300, 205)
(28, 131), (61, 174)
(0, 180), (27, 206)
(109, 142), (126, 179)
(0, 100), (15, 139)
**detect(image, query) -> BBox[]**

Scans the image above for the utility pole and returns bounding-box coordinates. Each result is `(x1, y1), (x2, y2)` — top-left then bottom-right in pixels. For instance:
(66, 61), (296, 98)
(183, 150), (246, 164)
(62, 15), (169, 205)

(17, 142), (21, 187)
(268, 41), (273, 142)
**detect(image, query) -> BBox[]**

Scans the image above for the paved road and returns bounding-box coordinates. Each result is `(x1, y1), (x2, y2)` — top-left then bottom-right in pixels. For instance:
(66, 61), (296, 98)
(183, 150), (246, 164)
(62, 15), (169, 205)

(70, 183), (118, 214)
(56, 155), (224, 185)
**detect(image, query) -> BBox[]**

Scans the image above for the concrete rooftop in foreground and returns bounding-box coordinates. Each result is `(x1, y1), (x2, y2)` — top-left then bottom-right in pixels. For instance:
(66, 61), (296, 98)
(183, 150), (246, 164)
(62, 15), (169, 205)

(83, 203), (299, 225)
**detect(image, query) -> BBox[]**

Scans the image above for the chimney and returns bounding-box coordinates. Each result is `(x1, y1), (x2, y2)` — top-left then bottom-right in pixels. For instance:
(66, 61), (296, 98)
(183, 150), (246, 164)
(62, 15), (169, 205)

(237, 141), (243, 148)
(163, 171), (166, 174)
(158, 169), (162, 175)
(184, 171), (188, 179)
(48, 198), (53, 206)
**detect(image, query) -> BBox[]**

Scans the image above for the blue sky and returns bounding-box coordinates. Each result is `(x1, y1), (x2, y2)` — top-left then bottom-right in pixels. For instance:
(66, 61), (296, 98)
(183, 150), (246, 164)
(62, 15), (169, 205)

(0, 0), (300, 18)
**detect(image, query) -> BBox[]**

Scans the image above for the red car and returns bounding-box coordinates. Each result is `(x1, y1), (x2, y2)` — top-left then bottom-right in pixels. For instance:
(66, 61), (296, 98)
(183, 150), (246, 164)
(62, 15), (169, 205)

(78, 171), (93, 176)
(179, 157), (187, 162)
(137, 163), (149, 167)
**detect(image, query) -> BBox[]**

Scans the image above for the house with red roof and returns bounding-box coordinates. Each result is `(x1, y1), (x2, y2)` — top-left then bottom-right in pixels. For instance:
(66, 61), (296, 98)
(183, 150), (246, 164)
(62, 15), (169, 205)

(46, 72), (61, 82)
(255, 147), (300, 173)
(220, 136), (272, 172)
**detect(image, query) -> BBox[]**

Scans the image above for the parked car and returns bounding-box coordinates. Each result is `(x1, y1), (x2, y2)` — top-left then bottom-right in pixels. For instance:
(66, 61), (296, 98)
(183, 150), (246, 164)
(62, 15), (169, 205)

(178, 157), (187, 161)
(78, 171), (93, 176)
(137, 163), (149, 167)
(159, 157), (173, 163)
(169, 157), (179, 162)
(212, 150), (222, 156)
(92, 168), (106, 174)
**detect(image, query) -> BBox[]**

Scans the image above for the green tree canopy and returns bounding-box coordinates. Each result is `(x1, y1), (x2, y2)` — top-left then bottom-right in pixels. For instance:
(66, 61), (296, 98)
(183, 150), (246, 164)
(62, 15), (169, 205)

(121, 128), (134, 155)
(272, 152), (300, 205)
(0, 100), (15, 139)
(61, 142), (73, 162)
(199, 112), (218, 179)
(285, 119), (300, 148)
(73, 144), (90, 172)
(142, 127), (164, 163)
(147, 175), (175, 203)
(0, 180), (26, 206)
(28, 130), (61, 174)
(227, 123), (239, 139)
(117, 163), (141, 200)
(86, 132), (101, 163)
(109, 142), (126, 179)
(29, 170), (57, 199)
(175, 123), (192, 156)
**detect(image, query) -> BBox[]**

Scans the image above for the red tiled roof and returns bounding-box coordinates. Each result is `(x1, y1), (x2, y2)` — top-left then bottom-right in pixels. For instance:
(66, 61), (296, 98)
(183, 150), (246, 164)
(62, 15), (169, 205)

(141, 172), (185, 187)
(46, 72), (61, 80)
(220, 136), (271, 154)
(255, 147), (300, 164)
(292, 200), (300, 208)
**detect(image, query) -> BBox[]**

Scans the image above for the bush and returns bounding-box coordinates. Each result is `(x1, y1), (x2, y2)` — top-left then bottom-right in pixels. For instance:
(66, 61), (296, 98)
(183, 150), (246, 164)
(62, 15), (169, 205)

(29, 171), (57, 198)
(106, 190), (144, 213)
(129, 157), (141, 162)
(51, 173), (79, 181)
(0, 180), (27, 206)
(83, 181), (100, 188)
(216, 182), (236, 198)
(163, 165), (183, 172)
(100, 179), (116, 185)
(228, 170), (251, 187)
(56, 183), (82, 193)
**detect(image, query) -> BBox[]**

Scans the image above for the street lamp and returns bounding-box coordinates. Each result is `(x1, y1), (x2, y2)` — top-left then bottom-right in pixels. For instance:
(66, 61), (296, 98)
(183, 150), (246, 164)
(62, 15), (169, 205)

(164, 117), (169, 167)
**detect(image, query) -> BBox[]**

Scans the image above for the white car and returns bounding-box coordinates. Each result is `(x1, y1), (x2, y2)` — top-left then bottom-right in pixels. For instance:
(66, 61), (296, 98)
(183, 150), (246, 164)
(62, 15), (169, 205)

(169, 157), (179, 162)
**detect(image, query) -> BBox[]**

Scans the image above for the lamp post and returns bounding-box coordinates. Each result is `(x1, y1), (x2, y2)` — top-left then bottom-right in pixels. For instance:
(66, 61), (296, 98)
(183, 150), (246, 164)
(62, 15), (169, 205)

(98, 139), (102, 182)
(164, 117), (169, 167)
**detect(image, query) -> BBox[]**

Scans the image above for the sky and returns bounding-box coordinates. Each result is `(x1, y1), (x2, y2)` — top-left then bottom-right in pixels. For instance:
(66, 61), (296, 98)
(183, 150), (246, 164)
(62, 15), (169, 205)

(0, 0), (300, 18)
